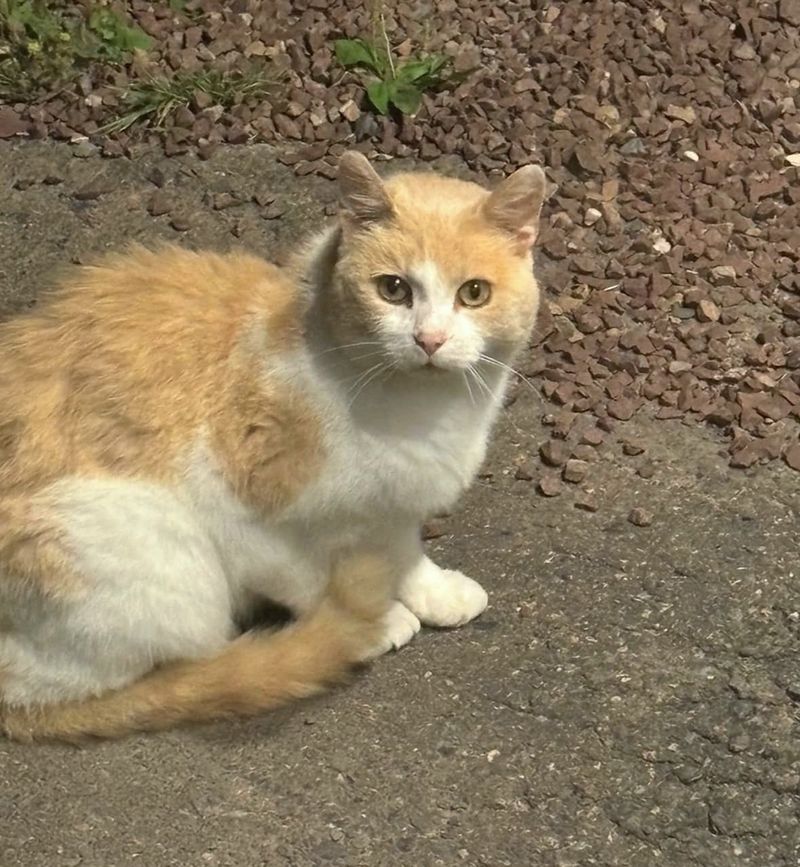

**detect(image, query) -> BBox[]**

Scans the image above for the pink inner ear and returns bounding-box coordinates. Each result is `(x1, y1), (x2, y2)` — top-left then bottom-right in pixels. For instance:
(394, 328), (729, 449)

(516, 226), (538, 249)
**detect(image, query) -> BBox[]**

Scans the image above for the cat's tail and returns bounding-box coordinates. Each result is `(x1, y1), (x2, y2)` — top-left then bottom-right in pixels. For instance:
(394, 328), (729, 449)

(0, 553), (389, 743)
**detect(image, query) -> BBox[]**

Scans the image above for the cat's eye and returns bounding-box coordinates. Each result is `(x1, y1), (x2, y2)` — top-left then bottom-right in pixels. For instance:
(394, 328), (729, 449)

(376, 275), (412, 305)
(457, 279), (492, 308)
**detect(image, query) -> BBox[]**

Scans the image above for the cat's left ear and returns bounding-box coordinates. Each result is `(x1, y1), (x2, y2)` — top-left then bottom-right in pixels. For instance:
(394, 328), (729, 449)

(338, 151), (394, 226)
(483, 165), (547, 254)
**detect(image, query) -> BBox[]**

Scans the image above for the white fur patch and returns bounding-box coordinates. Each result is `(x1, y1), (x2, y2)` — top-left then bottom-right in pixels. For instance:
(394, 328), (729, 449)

(399, 556), (488, 627)
(1, 478), (234, 705)
(369, 601), (421, 656)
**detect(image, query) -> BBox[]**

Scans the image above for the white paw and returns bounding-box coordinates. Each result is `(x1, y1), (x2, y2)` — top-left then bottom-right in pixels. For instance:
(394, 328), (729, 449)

(400, 561), (488, 628)
(367, 601), (421, 657)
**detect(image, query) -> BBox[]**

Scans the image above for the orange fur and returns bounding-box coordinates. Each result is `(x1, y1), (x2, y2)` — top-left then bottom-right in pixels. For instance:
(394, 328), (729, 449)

(0, 245), (323, 597)
(0, 552), (389, 742)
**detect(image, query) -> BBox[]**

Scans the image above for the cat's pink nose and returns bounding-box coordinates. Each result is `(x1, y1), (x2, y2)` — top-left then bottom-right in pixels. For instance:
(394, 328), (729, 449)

(414, 331), (448, 357)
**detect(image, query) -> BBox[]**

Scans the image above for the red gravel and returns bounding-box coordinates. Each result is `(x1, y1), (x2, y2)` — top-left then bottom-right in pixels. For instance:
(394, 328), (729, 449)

(3, 0), (800, 480)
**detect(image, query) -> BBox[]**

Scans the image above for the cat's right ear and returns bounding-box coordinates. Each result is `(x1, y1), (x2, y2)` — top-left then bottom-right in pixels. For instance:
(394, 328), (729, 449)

(338, 151), (393, 225)
(483, 164), (548, 254)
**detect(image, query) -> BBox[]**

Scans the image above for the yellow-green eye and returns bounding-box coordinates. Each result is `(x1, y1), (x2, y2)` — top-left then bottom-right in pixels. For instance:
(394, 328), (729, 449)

(376, 274), (412, 305)
(457, 279), (492, 308)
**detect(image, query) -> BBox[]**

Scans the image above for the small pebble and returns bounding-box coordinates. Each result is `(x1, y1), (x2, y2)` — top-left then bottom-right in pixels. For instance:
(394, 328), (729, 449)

(697, 299), (721, 322)
(170, 215), (192, 232)
(628, 507), (653, 527)
(637, 461), (657, 479)
(146, 167), (167, 188)
(575, 490), (598, 512)
(340, 99), (361, 122)
(71, 140), (98, 158)
(211, 191), (238, 210)
(622, 440), (645, 456)
(563, 459), (588, 483)
(538, 475), (562, 497)
(263, 202), (286, 219)
(785, 443), (800, 471)
(571, 444), (597, 462)
(148, 191), (171, 216)
(514, 461), (536, 481)
(584, 207), (602, 226)
(540, 439), (568, 467)
(581, 428), (604, 446)
(728, 732), (750, 753)
(710, 265), (737, 285)
(422, 519), (447, 540)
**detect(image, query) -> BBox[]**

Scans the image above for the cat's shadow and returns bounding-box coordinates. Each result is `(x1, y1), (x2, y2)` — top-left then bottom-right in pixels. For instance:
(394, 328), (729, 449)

(234, 597), (293, 633)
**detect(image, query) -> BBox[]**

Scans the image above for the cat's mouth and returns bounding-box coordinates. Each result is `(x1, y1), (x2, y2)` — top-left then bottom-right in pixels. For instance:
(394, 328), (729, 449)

(416, 359), (457, 375)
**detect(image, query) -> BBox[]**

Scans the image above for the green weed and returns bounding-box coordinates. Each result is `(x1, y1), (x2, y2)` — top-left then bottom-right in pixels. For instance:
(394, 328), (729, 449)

(0, 1), (151, 101)
(334, 2), (467, 116)
(99, 67), (280, 135)
(87, 6), (152, 62)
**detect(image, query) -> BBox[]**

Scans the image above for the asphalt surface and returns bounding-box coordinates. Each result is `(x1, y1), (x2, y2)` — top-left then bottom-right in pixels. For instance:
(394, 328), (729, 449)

(1, 142), (799, 867)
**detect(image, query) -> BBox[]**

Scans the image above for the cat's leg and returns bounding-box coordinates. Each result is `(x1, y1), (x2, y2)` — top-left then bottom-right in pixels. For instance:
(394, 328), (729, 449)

(0, 478), (235, 707)
(390, 525), (488, 629)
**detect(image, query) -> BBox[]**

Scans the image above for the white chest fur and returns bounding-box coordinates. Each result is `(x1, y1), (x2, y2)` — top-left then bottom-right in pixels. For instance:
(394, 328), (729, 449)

(184, 358), (507, 613)
(291, 354), (506, 524)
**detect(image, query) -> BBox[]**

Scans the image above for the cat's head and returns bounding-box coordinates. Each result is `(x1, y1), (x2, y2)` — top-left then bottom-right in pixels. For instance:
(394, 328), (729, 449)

(324, 152), (546, 374)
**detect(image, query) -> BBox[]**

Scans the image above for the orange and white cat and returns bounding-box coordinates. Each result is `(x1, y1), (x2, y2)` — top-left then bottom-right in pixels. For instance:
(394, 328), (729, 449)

(0, 152), (545, 741)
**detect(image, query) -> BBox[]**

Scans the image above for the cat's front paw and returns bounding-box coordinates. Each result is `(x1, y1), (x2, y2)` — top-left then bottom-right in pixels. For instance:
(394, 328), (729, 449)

(366, 601), (421, 658)
(400, 561), (488, 628)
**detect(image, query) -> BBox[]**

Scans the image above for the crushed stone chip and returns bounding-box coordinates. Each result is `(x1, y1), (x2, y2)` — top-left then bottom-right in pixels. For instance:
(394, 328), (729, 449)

(607, 399), (637, 421)
(147, 191), (171, 216)
(422, 519), (447, 540)
(169, 214), (192, 232)
(538, 475), (562, 497)
(697, 299), (721, 322)
(629, 507), (654, 527)
(622, 440), (646, 456)
(563, 459), (589, 483)
(514, 461), (536, 481)
(540, 439), (569, 467)
(785, 443), (800, 471)
(575, 490), (599, 512)
(581, 428), (605, 446)
(73, 176), (116, 201)
(637, 461), (657, 479)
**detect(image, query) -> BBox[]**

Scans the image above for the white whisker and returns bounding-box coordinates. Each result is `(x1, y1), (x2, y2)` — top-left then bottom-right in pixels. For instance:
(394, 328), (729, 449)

(346, 361), (384, 397)
(471, 364), (495, 401)
(478, 353), (541, 401)
(314, 340), (383, 358)
(349, 349), (387, 363)
(462, 369), (477, 406)
(347, 361), (392, 410)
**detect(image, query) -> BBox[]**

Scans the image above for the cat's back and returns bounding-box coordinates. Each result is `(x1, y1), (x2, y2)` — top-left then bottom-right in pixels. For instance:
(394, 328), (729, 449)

(0, 245), (308, 493)
(1, 244), (301, 352)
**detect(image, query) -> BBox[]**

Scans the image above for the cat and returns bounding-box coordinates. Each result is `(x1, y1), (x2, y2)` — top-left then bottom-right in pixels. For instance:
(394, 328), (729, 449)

(0, 151), (545, 741)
